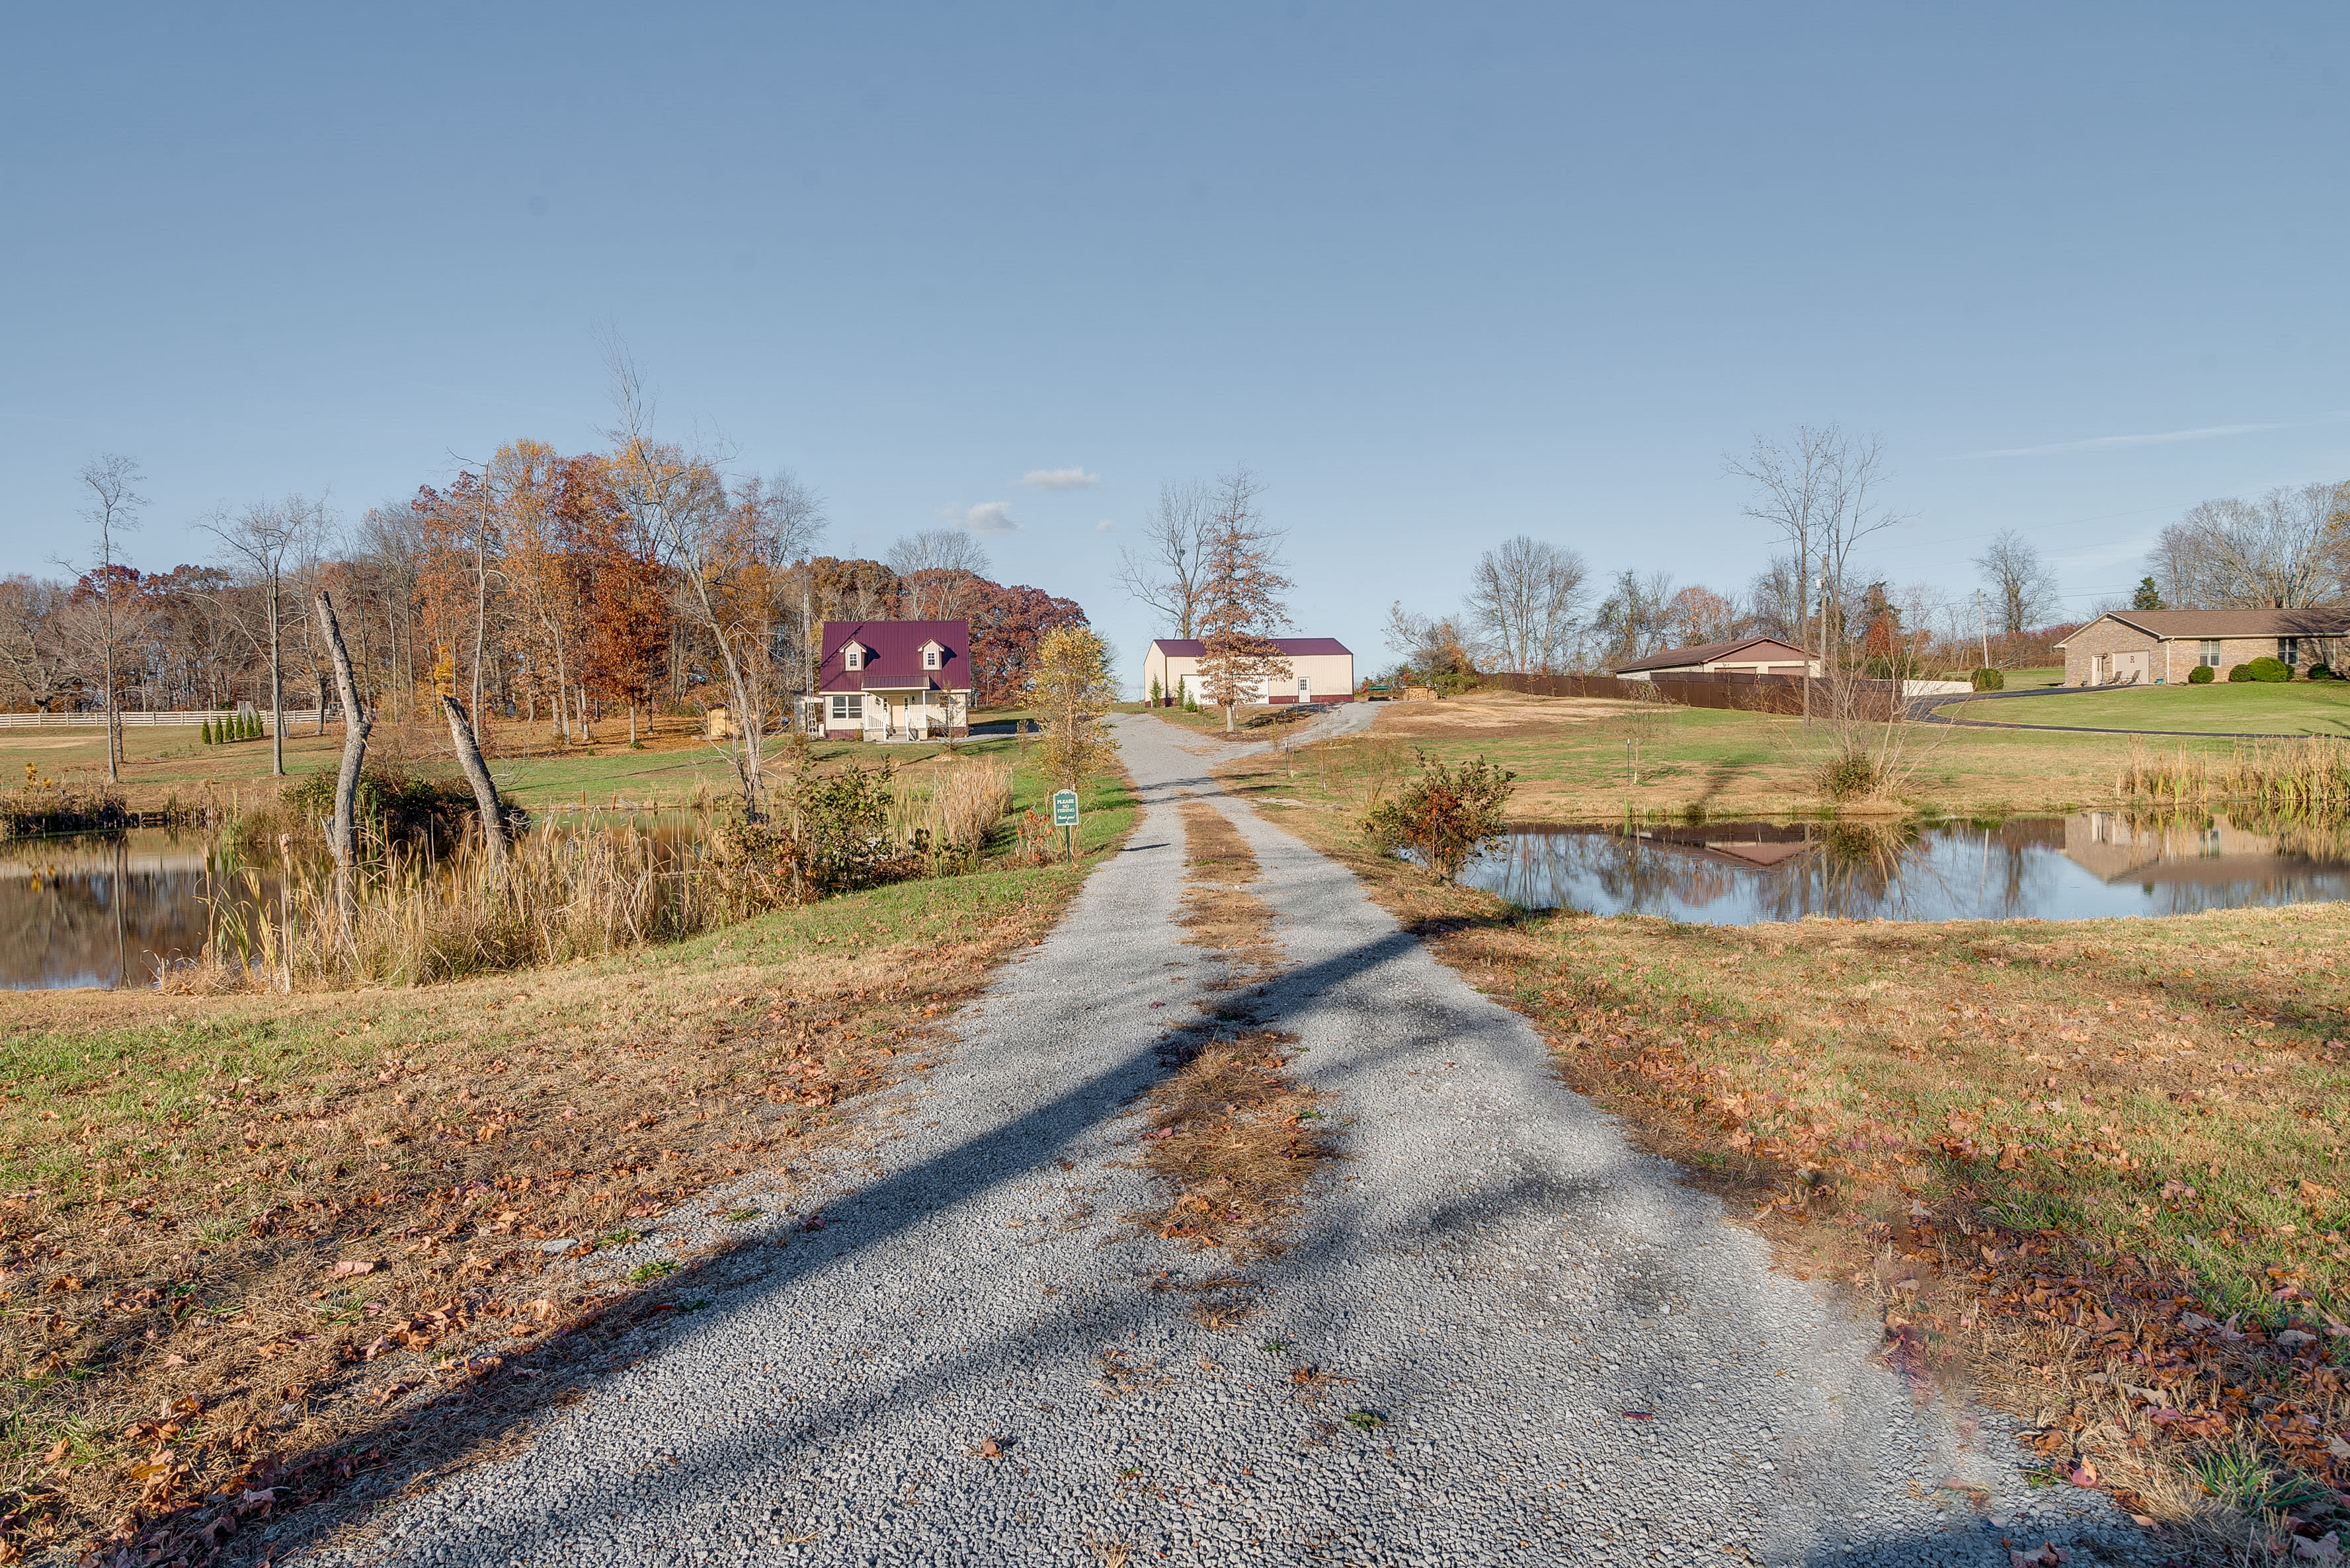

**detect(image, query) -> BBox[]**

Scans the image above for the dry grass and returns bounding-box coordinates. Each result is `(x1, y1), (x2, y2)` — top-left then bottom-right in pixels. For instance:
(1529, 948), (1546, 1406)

(1223, 741), (2350, 1561)
(1369, 689), (1636, 739)
(1128, 801), (1335, 1263)
(0, 777), (1136, 1567)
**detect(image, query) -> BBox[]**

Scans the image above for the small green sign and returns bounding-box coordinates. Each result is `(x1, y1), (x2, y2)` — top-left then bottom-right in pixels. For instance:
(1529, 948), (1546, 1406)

(1051, 789), (1080, 827)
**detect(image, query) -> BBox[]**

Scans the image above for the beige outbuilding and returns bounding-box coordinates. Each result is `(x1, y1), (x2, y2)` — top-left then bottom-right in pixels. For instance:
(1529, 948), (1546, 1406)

(2054, 609), (2350, 686)
(1143, 638), (1356, 707)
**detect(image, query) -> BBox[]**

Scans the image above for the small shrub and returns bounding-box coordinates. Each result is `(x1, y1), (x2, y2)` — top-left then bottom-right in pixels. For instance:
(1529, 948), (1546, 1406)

(1970, 668), (2004, 691)
(2187, 664), (2215, 685)
(2308, 662), (2335, 682)
(1361, 750), (1515, 880)
(1816, 752), (1884, 801)
(2227, 664), (2253, 683)
(200, 719), (215, 745)
(2246, 656), (2292, 683)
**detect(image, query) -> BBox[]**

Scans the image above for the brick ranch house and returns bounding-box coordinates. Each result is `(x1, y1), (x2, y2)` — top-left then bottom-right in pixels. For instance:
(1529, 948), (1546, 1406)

(1142, 638), (1356, 707)
(1611, 636), (1820, 678)
(2054, 609), (2350, 686)
(805, 619), (973, 740)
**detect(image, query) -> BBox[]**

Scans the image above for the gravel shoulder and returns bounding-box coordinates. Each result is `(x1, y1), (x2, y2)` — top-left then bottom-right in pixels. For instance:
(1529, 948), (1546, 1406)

(298, 713), (2152, 1568)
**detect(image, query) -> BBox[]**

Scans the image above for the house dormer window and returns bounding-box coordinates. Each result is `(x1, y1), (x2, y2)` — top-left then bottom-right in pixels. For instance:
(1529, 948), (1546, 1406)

(922, 643), (941, 670)
(843, 643), (863, 671)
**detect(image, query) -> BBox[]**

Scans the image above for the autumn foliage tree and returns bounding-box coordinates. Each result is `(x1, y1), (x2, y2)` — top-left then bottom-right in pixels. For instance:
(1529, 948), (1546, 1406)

(1192, 467), (1293, 731)
(1029, 623), (1119, 793)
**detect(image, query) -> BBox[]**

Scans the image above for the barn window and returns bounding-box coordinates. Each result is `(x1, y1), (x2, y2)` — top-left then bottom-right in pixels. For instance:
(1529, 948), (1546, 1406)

(844, 644), (863, 671)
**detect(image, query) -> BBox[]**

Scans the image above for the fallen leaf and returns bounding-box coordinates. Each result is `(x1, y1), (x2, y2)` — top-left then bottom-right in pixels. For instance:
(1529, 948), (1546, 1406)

(329, 1260), (377, 1279)
(977, 1436), (1003, 1459)
(41, 1438), (69, 1464)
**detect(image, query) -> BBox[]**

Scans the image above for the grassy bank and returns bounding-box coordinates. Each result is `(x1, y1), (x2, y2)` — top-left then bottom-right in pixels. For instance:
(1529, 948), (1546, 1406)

(1948, 684), (2350, 736)
(0, 711), (1049, 821)
(1225, 740), (2350, 1553)
(0, 762), (1133, 1565)
(1298, 688), (2246, 820)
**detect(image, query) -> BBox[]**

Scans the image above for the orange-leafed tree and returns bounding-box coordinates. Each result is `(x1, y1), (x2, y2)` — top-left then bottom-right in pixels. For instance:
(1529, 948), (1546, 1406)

(1192, 467), (1293, 732)
(570, 454), (672, 746)
(490, 440), (583, 740)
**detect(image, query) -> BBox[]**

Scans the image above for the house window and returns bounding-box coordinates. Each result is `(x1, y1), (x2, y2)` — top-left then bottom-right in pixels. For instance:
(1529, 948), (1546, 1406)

(829, 694), (864, 721)
(923, 646), (940, 670)
(2200, 639), (2222, 668)
(2280, 637), (2300, 666)
(843, 645), (862, 671)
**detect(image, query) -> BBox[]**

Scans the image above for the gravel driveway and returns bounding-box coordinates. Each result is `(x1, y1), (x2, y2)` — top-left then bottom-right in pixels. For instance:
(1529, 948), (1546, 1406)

(307, 713), (2149, 1568)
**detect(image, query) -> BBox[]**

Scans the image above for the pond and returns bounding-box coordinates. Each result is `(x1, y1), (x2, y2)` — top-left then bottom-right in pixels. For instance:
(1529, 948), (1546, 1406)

(1454, 813), (2350, 923)
(0, 832), (269, 990)
(0, 816), (715, 990)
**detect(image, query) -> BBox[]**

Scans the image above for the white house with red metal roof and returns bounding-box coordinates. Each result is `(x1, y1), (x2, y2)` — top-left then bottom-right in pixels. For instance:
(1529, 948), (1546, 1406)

(809, 619), (973, 740)
(1142, 637), (1356, 707)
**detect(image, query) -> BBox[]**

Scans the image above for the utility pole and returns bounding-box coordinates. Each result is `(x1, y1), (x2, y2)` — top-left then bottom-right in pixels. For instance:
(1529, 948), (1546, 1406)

(1975, 590), (1990, 670)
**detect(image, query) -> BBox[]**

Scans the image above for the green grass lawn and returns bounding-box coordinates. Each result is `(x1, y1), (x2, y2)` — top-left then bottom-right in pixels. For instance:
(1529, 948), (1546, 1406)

(1302, 688), (2238, 820)
(1943, 681), (2350, 734)
(0, 710), (1050, 815)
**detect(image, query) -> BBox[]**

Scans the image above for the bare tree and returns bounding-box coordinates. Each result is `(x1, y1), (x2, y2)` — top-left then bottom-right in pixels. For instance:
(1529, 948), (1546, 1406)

(1463, 536), (1588, 673)
(733, 470), (827, 707)
(1973, 529), (2060, 636)
(312, 590), (372, 914)
(1115, 478), (1216, 637)
(440, 695), (508, 867)
(888, 528), (990, 618)
(2148, 483), (2345, 608)
(1590, 570), (1678, 663)
(204, 496), (323, 777)
(0, 576), (69, 712)
(1726, 426), (1900, 717)
(67, 455), (145, 781)
(601, 339), (772, 812)
(357, 500), (424, 721)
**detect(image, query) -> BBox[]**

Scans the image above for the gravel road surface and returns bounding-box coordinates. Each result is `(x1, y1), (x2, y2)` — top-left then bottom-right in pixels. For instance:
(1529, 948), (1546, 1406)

(308, 712), (2151, 1567)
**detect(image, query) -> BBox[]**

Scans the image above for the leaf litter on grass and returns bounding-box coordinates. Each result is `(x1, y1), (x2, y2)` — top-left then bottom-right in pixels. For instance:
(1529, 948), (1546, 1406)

(0, 861), (1106, 1566)
(1219, 738), (2350, 1563)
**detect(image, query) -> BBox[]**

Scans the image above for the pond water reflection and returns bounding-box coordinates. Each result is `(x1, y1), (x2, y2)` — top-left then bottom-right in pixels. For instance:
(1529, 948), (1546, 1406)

(0, 832), (270, 990)
(1456, 813), (2350, 923)
(1, 814), (713, 990)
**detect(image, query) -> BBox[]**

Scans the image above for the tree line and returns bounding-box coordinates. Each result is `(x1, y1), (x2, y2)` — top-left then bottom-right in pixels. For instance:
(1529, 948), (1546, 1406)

(3, 437), (1086, 783)
(1376, 428), (2350, 688)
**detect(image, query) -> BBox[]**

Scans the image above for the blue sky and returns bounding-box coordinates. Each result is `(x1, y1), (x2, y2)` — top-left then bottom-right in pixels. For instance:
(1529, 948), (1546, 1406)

(5, 3), (2346, 686)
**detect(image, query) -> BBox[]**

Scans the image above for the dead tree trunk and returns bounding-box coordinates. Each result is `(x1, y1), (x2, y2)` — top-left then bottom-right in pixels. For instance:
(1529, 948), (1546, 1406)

(439, 694), (509, 867)
(313, 590), (373, 915)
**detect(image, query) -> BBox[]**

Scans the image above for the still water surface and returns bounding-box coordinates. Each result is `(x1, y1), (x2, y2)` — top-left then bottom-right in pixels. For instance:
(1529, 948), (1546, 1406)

(1456, 813), (2350, 923)
(0, 832), (266, 990)
(1, 817), (708, 990)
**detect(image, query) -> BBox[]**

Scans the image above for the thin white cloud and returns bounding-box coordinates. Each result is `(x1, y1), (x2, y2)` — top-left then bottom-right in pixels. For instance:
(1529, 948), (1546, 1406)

(1094, 518), (1117, 533)
(1018, 466), (1101, 489)
(953, 501), (1020, 535)
(1963, 411), (2350, 459)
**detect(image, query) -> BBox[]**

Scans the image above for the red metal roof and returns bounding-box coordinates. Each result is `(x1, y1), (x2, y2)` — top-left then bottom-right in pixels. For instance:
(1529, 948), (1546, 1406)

(819, 619), (971, 693)
(1148, 637), (1352, 657)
